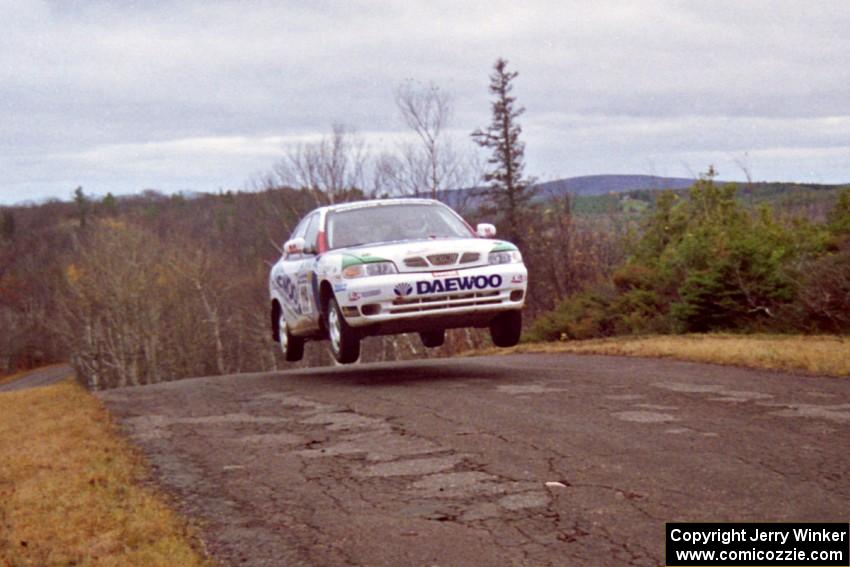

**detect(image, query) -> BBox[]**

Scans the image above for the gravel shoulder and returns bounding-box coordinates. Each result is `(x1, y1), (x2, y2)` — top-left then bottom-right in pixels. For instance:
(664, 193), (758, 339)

(0, 364), (72, 393)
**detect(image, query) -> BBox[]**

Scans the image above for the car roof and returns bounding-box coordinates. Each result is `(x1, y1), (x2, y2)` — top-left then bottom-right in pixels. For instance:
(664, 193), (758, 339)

(323, 198), (441, 214)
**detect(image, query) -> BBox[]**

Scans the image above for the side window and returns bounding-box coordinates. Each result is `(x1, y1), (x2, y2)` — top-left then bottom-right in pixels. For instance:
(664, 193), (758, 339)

(284, 216), (310, 260)
(303, 213), (320, 254)
(290, 217), (308, 241)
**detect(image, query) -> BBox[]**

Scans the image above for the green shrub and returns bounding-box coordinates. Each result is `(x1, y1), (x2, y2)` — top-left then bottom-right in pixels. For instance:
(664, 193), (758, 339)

(529, 170), (849, 340)
(525, 288), (616, 341)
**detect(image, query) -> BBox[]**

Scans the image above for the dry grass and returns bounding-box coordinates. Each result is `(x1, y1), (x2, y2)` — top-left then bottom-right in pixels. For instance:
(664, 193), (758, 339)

(0, 379), (213, 567)
(472, 334), (850, 377)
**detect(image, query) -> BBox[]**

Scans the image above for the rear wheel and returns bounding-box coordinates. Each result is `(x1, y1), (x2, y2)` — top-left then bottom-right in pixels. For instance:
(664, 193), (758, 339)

(327, 298), (360, 364)
(419, 330), (445, 348)
(490, 310), (522, 347)
(278, 311), (304, 362)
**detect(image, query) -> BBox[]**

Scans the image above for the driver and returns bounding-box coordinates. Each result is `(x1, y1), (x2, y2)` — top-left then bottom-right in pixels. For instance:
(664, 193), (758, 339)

(396, 211), (431, 239)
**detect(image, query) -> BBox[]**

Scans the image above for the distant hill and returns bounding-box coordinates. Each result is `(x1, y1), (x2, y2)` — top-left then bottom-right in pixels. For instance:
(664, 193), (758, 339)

(438, 174), (714, 209)
(534, 174), (699, 197)
(437, 174), (847, 219)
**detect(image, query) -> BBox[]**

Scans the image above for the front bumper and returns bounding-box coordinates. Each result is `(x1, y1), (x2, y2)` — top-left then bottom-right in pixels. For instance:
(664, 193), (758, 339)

(334, 263), (527, 332)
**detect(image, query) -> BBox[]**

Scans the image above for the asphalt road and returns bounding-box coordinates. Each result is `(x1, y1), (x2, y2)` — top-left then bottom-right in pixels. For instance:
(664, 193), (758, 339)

(0, 364), (72, 393)
(98, 353), (849, 567)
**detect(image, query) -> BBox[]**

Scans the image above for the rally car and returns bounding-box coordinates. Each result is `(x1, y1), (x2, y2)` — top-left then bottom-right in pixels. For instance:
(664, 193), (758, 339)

(269, 198), (527, 364)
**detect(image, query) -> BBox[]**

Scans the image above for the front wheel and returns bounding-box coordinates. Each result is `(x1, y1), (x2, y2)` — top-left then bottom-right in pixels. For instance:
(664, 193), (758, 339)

(490, 310), (522, 347)
(278, 311), (304, 362)
(327, 298), (360, 364)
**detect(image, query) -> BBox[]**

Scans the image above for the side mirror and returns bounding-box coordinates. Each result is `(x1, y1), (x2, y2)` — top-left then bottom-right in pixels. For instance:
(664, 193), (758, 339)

(284, 237), (305, 256)
(476, 223), (497, 238)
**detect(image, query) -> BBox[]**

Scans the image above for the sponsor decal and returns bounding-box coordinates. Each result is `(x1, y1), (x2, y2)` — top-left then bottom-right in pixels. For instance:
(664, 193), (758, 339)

(347, 289), (380, 302)
(511, 274), (525, 284)
(432, 270), (458, 278)
(276, 273), (295, 299)
(275, 273), (302, 314)
(333, 282), (348, 292)
(416, 274), (502, 294)
(394, 282), (414, 297)
(300, 284), (313, 314)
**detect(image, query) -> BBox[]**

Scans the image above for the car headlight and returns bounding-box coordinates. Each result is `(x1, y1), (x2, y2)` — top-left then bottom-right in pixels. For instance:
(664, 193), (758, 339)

(342, 261), (398, 279)
(488, 250), (522, 265)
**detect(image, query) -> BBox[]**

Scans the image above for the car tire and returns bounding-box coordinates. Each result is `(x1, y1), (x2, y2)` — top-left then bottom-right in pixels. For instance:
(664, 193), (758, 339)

(327, 297), (360, 364)
(419, 330), (445, 348)
(490, 310), (522, 347)
(278, 311), (305, 362)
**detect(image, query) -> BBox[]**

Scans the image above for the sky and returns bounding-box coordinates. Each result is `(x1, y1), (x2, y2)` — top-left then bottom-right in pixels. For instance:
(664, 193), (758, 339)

(2, 0), (849, 204)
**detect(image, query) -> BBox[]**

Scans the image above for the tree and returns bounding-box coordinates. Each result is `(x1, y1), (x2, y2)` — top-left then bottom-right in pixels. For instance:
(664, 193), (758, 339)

(102, 192), (117, 215)
(634, 168), (795, 331)
(395, 81), (465, 198)
(0, 209), (14, 241)
(166, 242), (235, 376)
(73, 186), (89, 228)
(471, 58), (534, 246)
(827, 188), (850, 236)
(59, 222), (172, 388)
(273, 123), (367, 205)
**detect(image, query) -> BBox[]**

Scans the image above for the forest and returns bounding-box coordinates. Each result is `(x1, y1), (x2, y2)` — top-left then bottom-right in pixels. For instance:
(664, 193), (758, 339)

(1, 172), (847, 389)
(1, 61), (848, 389)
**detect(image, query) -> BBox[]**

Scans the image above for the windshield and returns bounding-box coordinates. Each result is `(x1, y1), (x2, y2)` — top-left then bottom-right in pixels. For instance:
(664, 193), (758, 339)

(327, 203), (473, 249)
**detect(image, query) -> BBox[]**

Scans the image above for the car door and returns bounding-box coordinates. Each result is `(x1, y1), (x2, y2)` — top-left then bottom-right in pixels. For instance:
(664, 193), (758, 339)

(273, 214), (313, 326)
(293, 211), (322, 333)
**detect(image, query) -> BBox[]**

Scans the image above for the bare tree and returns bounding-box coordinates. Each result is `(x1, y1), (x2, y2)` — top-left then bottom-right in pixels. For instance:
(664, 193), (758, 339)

(733, 152), (755, 207)
(58, 222), (172, 388)
(274, 123), (368, 205)
(370, 151), (406, 198)
(395, 81), (466, 198)
(57, 221), (251, 389)
(166, 243), (235, 376)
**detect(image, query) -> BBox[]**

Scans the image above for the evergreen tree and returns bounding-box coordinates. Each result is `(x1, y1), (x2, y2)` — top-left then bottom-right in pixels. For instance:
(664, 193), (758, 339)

(1, 209), (15, 241)
(827, 188), (850, 236)
(74, 186), (89, 228)
(471, 58), (533, 246)
(102, 192), (117, 215)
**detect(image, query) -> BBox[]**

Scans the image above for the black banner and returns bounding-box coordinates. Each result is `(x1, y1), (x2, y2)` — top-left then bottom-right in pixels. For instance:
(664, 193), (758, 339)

(666, 523), (849, 566)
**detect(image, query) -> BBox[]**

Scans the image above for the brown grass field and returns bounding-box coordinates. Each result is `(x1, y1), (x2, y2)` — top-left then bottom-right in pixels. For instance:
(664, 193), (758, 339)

(473, 334), (850, 377)
(0, 378), (212, 567)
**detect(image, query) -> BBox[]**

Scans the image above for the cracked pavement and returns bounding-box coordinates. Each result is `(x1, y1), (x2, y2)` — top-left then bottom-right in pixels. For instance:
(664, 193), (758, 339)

(97, 353), (850, 567)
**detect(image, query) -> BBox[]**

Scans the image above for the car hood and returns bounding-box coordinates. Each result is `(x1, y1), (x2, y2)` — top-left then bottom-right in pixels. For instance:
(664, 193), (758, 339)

(333, 237), (518, 273)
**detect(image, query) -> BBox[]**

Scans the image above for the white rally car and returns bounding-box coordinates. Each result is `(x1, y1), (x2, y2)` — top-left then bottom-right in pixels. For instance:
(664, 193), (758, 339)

(269, 198), (527, 364)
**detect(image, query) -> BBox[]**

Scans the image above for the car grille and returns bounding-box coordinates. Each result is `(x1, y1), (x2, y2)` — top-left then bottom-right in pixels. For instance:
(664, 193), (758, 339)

(427, 253), (459, 266)
(388, 290), (503, 314)
(404, 252), (481, 269)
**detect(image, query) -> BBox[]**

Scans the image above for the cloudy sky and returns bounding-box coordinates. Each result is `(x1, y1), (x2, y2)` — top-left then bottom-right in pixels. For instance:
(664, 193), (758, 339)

(2, 1), (848, 204)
